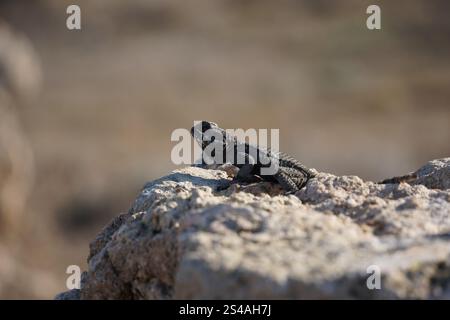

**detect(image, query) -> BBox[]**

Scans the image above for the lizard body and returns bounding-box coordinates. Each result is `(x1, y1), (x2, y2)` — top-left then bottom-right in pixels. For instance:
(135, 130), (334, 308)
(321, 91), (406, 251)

(190, 121), (315, 193)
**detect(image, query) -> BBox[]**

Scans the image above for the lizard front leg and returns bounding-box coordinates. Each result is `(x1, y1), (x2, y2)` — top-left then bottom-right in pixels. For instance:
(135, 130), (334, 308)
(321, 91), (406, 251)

(216, 148), (261, 192)
(217, 164), (262, 191)
(235, 164), (262, 183)
(216, 164), (261, 191)
(234, 151), (262, 184)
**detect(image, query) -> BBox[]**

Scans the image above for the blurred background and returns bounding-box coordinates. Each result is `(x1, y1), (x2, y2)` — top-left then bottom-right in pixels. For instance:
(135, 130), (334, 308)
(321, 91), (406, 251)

(0, 0), (449, 298)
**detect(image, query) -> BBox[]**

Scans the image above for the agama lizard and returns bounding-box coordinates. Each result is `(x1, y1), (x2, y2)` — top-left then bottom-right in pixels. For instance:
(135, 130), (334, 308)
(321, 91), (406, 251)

(190, 121), (315, 193)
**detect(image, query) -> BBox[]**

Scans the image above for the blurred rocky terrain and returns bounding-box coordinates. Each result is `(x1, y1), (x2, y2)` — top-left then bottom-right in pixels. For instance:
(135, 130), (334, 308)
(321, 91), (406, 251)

(57, 158), (450, 299)
(0, 19), (48, 299)
(0, 21), (41, 236)
(0, 244), (58, 298)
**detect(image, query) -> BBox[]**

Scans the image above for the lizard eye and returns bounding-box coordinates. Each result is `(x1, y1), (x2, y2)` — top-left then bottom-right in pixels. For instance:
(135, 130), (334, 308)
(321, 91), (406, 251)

(210, 136), (215, 142)
(201, 121), (212, 132)
(201, 121), (219, 132)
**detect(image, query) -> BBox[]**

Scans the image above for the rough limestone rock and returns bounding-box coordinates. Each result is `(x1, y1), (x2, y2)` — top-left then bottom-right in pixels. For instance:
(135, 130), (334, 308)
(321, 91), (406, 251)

(57, 158), (450, 299)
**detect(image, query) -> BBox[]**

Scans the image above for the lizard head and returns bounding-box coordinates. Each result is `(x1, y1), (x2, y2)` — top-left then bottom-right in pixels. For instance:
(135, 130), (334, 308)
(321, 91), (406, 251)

(190, 121), (225, 149)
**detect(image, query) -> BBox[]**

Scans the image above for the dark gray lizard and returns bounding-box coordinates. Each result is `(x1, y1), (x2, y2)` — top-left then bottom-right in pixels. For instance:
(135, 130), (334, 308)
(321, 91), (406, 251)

(190, 121), (315, 193)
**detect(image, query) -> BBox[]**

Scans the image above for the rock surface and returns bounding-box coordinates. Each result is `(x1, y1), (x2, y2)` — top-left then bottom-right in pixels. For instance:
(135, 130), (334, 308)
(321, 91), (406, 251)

(57, 158), (450, 299)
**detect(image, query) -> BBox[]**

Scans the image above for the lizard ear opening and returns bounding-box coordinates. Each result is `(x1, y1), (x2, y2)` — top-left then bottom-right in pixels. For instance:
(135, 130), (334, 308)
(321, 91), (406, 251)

(201, 121), (211, 132)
